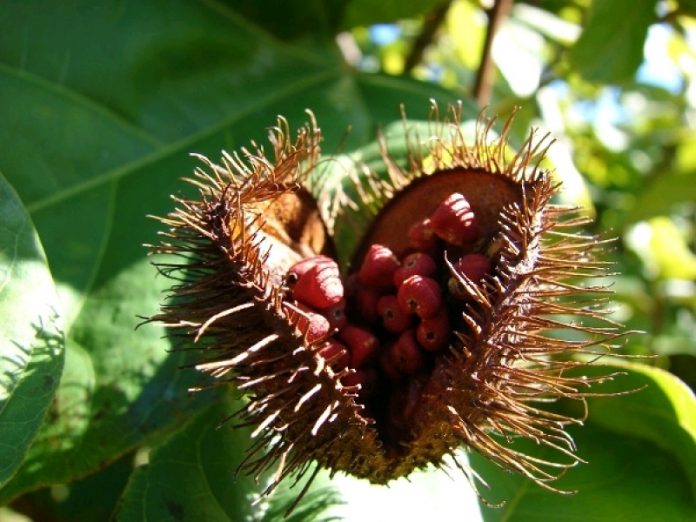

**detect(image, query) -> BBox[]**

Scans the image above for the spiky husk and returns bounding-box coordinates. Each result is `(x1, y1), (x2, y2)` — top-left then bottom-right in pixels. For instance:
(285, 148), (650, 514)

(332, 103), (628, 488)
(149, 103), (625, 505)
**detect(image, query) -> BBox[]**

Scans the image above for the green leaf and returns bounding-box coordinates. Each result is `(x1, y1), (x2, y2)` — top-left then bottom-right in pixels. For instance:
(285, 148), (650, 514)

(0, 0), (462, 502)
(0, 252), (220, 503)
(113, 398), (257, 521)
(259, 482), (340, 522)
(342, 0), (444, 27)
(626, 170), (696, 224)
(472, 423), (696, 522)
(218, 0), (349, 41)
(0, 173), (64, 488)
(10, 453), (134, 522)
(223, 0), (444, 38)
(679, 0), (696, 16)
(569, 0), (657, 84)
(580, 360), (696, 498)
(114, 396), (339, 522)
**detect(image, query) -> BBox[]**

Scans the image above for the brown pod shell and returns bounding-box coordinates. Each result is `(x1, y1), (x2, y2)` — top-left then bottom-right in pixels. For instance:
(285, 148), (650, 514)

(148, 104), (631, 511)
(148, 115), (387, 504)
(355, 168), (519, 260)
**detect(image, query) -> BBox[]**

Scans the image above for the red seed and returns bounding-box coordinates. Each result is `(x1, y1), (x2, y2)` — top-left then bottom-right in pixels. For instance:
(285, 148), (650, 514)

(416, 309), (450, 351)
(285, 303), (331, 343)
(343, 273), (359, 298)
(339, 325), (379, 368)
(341, 368), (378, 398)
(361, 367), (379, 397)
(393, 252), (437, 287)
(386, 392), (407, 436)
(358, 244), (400, 288)
(429, 192), (479, 246)
(286, 255), (334, 285)
(317, 339), (350, 370)
(402, 377), (424, 419)
(377, 294), (412, 334)
(387, 388), (408, 430)
(352, 284), (381, 325)
(379, 345), (402, 381)
(449, 253), (491, 299)
(454, 253), (491, 282)
(385, 376), (426, 441)
(389, 330), (425, 375)
(407, 218), (438, 252)
(322, 298), (347, 331)
(397, 275), (442, 319)
(292, 261), (343, 309)
(341, 370), (363, 390)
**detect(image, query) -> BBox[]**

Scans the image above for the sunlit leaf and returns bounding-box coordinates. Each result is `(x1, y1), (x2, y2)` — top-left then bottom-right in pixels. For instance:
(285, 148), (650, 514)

(569, 0), (657, 84)
(0, 174), (64, 488)
(446, 0), (486, 69)
(581, 360), (696, 498)
(114, 398), (263, 521)
(626, 170), (696, 224)
(115, 396), (340, 522)
(343, 0), (443, 27)
(10, 454), (133, 522)
(473, 423), (696, 522)
(626, 217), (696, 280)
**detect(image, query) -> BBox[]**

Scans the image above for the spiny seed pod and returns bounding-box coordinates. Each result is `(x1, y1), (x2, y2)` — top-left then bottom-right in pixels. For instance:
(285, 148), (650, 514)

(148, 103), (630, 513)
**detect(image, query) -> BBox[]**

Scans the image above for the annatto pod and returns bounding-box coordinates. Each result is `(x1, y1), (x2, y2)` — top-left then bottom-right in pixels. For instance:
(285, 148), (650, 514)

(148, 103), (629, 512)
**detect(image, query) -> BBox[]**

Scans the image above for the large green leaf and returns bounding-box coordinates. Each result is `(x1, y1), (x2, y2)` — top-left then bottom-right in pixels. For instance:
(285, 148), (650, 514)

(220, 0), (349, 41)
(114, 396), (339, 522)
(471, 360), (696, 520)
(580, 361), (696, 498)
(0, 0), (459, 503)
(626, 170), (696, 224)
(0, 174), (64, 488)
(10, 453), (134, 522)
(342, 0), (444, 27)
(569, 0), (657, 84)
(472, 423), (696, 522)
(113, 399), (261, 522)
(217, 0), (444, 40)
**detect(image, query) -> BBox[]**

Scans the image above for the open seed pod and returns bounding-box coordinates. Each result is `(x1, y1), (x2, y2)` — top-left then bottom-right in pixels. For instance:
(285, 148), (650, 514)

(148, 103), (627, 509)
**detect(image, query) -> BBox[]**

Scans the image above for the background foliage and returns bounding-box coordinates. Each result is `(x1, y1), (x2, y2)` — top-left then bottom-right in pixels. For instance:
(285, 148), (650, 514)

(0, 1), (695, 521)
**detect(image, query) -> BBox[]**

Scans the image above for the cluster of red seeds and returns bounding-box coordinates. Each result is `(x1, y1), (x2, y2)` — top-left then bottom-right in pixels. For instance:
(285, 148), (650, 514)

(285, 193), (493, 444)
